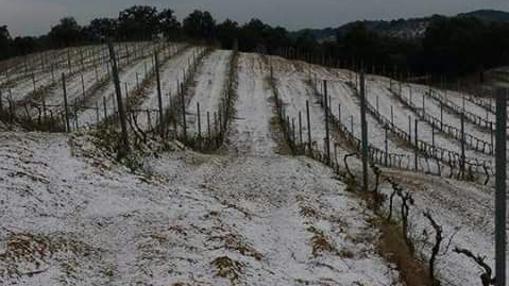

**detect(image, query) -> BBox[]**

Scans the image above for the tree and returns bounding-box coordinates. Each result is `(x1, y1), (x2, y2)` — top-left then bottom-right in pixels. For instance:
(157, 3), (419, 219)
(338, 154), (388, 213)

(86, 18), (118, 41)
(118, 5), (160, 41)
(238, 19), (270, 52)
(340, 22), (379, 62)
(158, 8), (181, 40)
(48, 17), (83, 47)
(0, 26), (12, 60)
(293, 31), (319, 60)
(266, 26), (292, 54)
(12, 36), (39, 56)
(216, 19), (239, 49)
(422, 16), (488, 75)
(183, 10), (216, 41)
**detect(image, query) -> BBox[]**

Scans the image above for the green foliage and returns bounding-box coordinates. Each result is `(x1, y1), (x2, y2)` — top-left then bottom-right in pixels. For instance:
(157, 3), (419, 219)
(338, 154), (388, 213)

(0, 25), (12, 60)
(85, 18), (117, 41)
(183, 10), (216, 41)
(118, 5), (160, 41)
(421, 16), (509, 75)
(159, 8), (181, 40)
(216, 19), (239, 49)
(48, 17), (83, 48)
(4, 6), (509, 78)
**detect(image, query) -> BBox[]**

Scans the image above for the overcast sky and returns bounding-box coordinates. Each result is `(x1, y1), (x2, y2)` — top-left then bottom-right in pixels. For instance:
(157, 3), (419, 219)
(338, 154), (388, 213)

(1, 0), (509, 36)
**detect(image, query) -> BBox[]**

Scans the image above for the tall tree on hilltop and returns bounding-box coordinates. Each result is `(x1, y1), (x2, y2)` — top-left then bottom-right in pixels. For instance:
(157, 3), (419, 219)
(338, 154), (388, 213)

(238, 19), (270, 52)
(48, 17), (82, 47)
(118, 5), (160, 41)
(0, 26), (12, 60)
(216, 19), (239, 49)
(86, 18), (118, 41)
(183, 10), (216, 41)
(158, 8), (181, 40)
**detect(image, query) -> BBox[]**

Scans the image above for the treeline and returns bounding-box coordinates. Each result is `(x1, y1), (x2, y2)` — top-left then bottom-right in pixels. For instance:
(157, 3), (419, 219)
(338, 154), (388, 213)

(2, 5), (509, 78)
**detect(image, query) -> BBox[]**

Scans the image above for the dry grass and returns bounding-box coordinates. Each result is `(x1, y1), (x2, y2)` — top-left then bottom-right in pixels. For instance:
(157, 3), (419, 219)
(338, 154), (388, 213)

(0, 232), (100, 281)
(268, 115), (292, 155)
(299, 205), (319, 218)
(307, 226), (338, 257)
(211, 256), (243, 283)
(210, 233), (263, 261)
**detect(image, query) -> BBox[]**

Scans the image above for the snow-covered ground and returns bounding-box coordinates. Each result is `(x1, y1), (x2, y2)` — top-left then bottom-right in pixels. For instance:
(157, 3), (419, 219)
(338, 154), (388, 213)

(186, 50), (232, 136)
(0, 46), (506, 286)
(135, 46), (204, 130)
(0, 52), (404, 285)
(380, 169), (508, 286)
(226, 53), (277, 156)
(3, 44), (117, 102)
(76, 43), (184, 127)
(1, 42), (160, 121)
(270, 56), (363, 169)
(366, 77), (494, 161)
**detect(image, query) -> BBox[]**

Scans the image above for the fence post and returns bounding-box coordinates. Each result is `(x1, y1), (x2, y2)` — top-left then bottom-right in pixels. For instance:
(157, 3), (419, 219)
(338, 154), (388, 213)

(414, 119), (418, 171)
(103, 97), (107, 121)
(124, 82), (129, 102)
(219, 104), (223, 136)
(432, 124), (435, 148)
(338, 103), (341, 124)
(440, 102), (444, 130)
(81, 73), (86, 102)
(422, 92), (426, 115)
(390, 105), (394, 126)
(181, 84), (187, 142)
(299, 111), (303, 146)
(359, 71), (369, 192)
(384, 127), (388, 166)
(460, 113), (466, 172)
(8, 98), (13, 123)
(350, 115), (354, 134)
(155, 51), (164, 138)
(306, 100), (311, 152)
(408, 115), (412, 143)
(108, 41), (129, 154)
(207, 111), (211, 139)
(42, 97), (47, 119)
(197, 102), (201, 139)
(62, 73), (70, 132)
(31, 72), (36, 93)
(490, 122), (494, 155)
(67, 49), (71, 74)
(495, 88), (507, 286)
(292, 118), (296, 146)
(409, 85), (412, 104)
(324, 80), (330, 164)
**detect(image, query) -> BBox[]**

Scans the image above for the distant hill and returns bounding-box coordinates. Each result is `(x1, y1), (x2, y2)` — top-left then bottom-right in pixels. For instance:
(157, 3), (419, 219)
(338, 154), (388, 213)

(296, 9), (509, 43)
(335, 16), (433, 40)
(458, 9), (509, 23)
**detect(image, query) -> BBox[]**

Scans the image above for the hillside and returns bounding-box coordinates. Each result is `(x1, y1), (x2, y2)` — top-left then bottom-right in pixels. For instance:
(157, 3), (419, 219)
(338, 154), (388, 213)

(459, 9), (509, 23)
(298, 9), (509, 42)
(0, 42), (507, 285)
